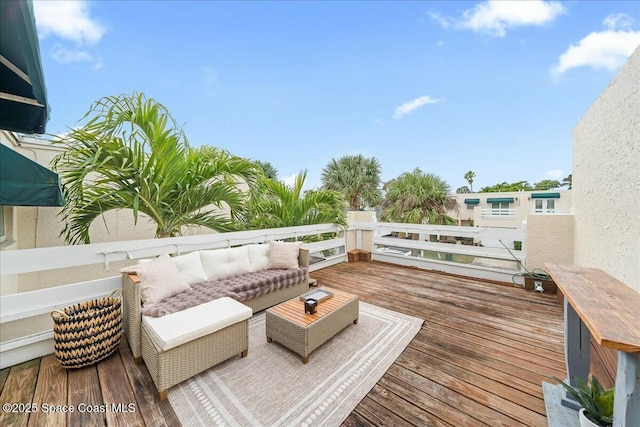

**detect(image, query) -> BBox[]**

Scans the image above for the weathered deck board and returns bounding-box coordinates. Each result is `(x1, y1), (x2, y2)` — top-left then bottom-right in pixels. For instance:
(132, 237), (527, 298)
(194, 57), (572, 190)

(96, 352), (145, 427)
(0, 345), (179, 427)
(67, 366), (105, 427)
(118, 339), (179, 427)
(312, 261), (564, 427)
(27, 355), (67, 427)
(0, 359), (40, 427)
(0, 261), (564, 427)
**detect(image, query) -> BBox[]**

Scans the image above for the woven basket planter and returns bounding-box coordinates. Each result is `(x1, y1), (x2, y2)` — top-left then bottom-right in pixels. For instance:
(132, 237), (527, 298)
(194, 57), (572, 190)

(51, 290), (123, 369)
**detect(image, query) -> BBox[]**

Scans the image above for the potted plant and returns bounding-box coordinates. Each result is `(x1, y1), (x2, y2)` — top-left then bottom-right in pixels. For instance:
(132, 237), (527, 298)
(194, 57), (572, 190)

(554, 376), (615, 427)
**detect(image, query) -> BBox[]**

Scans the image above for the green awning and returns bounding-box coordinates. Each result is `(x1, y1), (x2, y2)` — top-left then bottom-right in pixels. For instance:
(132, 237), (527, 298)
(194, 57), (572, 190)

(531, 192), (560, 199)
(0, 144), (64, 206)
(464, 198), (480, 205)
(487, 197), (514, 203)
(0, 0), (50, 134)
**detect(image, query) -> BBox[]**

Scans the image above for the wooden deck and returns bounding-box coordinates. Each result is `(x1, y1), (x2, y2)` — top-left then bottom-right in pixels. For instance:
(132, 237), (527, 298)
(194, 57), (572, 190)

(0, 261), (565, 426)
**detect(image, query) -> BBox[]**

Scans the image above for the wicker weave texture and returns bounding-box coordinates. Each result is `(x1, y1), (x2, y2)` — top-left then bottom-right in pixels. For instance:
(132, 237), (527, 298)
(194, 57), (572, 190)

(52, 291), (122, 369)
(243, 281), (309, 313)
(122, 249), (309, 360)
(122, 273), (142, 359)
(266, 297), (359, 361)
(141, 320), (248, 394)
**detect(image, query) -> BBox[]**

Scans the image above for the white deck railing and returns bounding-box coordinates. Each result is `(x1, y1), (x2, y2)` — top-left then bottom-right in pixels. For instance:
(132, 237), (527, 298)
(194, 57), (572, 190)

(349, 222), (526, 284)
(480, 208), (516, 218)
(0, 221), (527, 368)
(0, 224), (345, 368)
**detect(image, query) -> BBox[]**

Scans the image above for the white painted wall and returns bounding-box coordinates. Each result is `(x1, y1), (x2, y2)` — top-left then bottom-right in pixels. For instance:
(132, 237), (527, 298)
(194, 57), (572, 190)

(572, 46), (640, 292)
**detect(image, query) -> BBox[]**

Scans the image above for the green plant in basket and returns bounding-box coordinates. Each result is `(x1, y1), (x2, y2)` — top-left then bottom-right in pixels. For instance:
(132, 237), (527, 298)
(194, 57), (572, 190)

(554, 375), (614, 426)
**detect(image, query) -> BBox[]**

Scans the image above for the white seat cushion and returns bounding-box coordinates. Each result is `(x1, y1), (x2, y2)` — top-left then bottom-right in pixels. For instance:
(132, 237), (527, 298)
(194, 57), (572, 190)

(172, 251), (207, 285)
(201, 246), (251, 281)
(247, 243), (270, 272)
(142, 297), (252, 351)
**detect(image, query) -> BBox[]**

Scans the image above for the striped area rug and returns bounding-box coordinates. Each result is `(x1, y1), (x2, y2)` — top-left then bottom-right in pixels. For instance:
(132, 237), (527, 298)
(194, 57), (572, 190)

(168, 301), (422, 427)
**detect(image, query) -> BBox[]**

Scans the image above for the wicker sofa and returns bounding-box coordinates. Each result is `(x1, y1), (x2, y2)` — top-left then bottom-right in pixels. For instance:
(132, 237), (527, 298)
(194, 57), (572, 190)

(122, 243), (309, 399)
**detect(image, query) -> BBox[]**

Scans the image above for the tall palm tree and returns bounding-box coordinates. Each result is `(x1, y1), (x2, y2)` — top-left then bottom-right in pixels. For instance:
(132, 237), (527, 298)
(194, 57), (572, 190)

(321, 154), (382, 210)
(245, 170), (346, 231)
(255, 160), (278, 180)
(464, 170), (476, 192)
(52, 93), (257, 244)
(381, 168), (457, 225)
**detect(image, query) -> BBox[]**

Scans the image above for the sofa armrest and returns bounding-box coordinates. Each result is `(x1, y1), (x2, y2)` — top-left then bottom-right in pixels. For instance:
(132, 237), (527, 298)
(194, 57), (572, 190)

(298, 248), (309, 268)
(122, 273), (143, 361)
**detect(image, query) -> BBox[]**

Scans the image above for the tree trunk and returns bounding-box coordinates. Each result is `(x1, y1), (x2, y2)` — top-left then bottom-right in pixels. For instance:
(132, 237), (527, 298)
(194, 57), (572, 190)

(349, 195), (358, 211)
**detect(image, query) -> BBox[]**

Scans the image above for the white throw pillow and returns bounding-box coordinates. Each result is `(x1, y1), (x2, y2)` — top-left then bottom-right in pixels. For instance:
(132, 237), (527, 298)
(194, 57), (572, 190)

(201, 248), (230, 281)
(133, 254), (191, 306)
(247, 244), (270, 272)
(226, 246), (251, 277)
(268, 241), (301, 269)
(172, 251), (207, 285)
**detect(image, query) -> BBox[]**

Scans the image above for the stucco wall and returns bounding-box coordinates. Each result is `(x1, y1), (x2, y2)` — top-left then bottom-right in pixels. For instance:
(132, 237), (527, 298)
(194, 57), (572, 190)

(346, 211), (376, 252)
(525, 214), (575, 271)
(572, 46), (640, 292)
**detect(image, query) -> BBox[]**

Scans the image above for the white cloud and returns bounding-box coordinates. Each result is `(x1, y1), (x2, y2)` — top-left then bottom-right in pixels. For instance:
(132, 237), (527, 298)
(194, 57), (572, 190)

(430, 1), (565, 38)
(51, 45), (103, 69)
(394, 96), (440, 119)
(281, 174), (298, 189)
(546, 169), (564, 179)
(33, 0), (106, 45)
(552, 25), (640, 76)
(427, 11), (453, 29)
(603, 13), (634, 31)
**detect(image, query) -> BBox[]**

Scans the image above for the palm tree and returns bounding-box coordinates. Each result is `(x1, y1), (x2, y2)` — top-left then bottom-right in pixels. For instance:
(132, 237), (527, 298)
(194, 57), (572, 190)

(464, 170), (476, 192)
(245, 170), (346, 232)
(321, 154), (382, 210)
(381, 168), (457, 225)
(52, 93), (257, 244)
(255, 160), (278, 180)
(562, 174), (572, 189)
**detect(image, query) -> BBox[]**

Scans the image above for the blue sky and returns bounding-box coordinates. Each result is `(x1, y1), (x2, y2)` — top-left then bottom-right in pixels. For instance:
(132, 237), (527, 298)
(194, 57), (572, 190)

(32, 1), (640, 192)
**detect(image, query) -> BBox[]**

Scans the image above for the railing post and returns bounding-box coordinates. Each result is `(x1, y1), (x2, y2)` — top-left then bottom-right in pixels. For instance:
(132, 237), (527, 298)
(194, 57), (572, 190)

(562, 297), (591, 410)
(613, 352), (640, 427)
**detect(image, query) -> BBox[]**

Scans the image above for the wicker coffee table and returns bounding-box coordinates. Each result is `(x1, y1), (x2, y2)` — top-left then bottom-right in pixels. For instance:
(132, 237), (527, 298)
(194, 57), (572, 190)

(265, 287), (359, 363)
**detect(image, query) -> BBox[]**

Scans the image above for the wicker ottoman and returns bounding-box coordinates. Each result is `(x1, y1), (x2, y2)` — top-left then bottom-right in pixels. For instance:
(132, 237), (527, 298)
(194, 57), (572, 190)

(265, 288), (359, 363)
(141, 297), (252, 400)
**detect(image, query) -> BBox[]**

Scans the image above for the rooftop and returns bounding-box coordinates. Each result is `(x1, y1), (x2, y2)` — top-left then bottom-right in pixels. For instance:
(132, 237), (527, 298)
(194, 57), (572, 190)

(0, 261), (564, 426)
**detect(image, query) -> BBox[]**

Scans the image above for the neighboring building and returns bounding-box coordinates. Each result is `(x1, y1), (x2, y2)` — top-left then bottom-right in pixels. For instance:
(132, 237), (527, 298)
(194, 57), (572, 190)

(448, 190), (572, 228)
(0, 131), (229, 251)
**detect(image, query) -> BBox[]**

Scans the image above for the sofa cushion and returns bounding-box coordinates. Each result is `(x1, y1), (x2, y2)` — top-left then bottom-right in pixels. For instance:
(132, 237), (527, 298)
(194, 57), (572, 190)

(226, 246), (251, 277)
(141, 267), (309, 317)
(201, 248), (229, 281)
(172, 251), (207, 285)
(201, 246), (251, 281)
(268, 241), (301, 269)
(247, 243), (270, 272)
(142, 297), (252, 351)
(133, 254), (191, 306)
